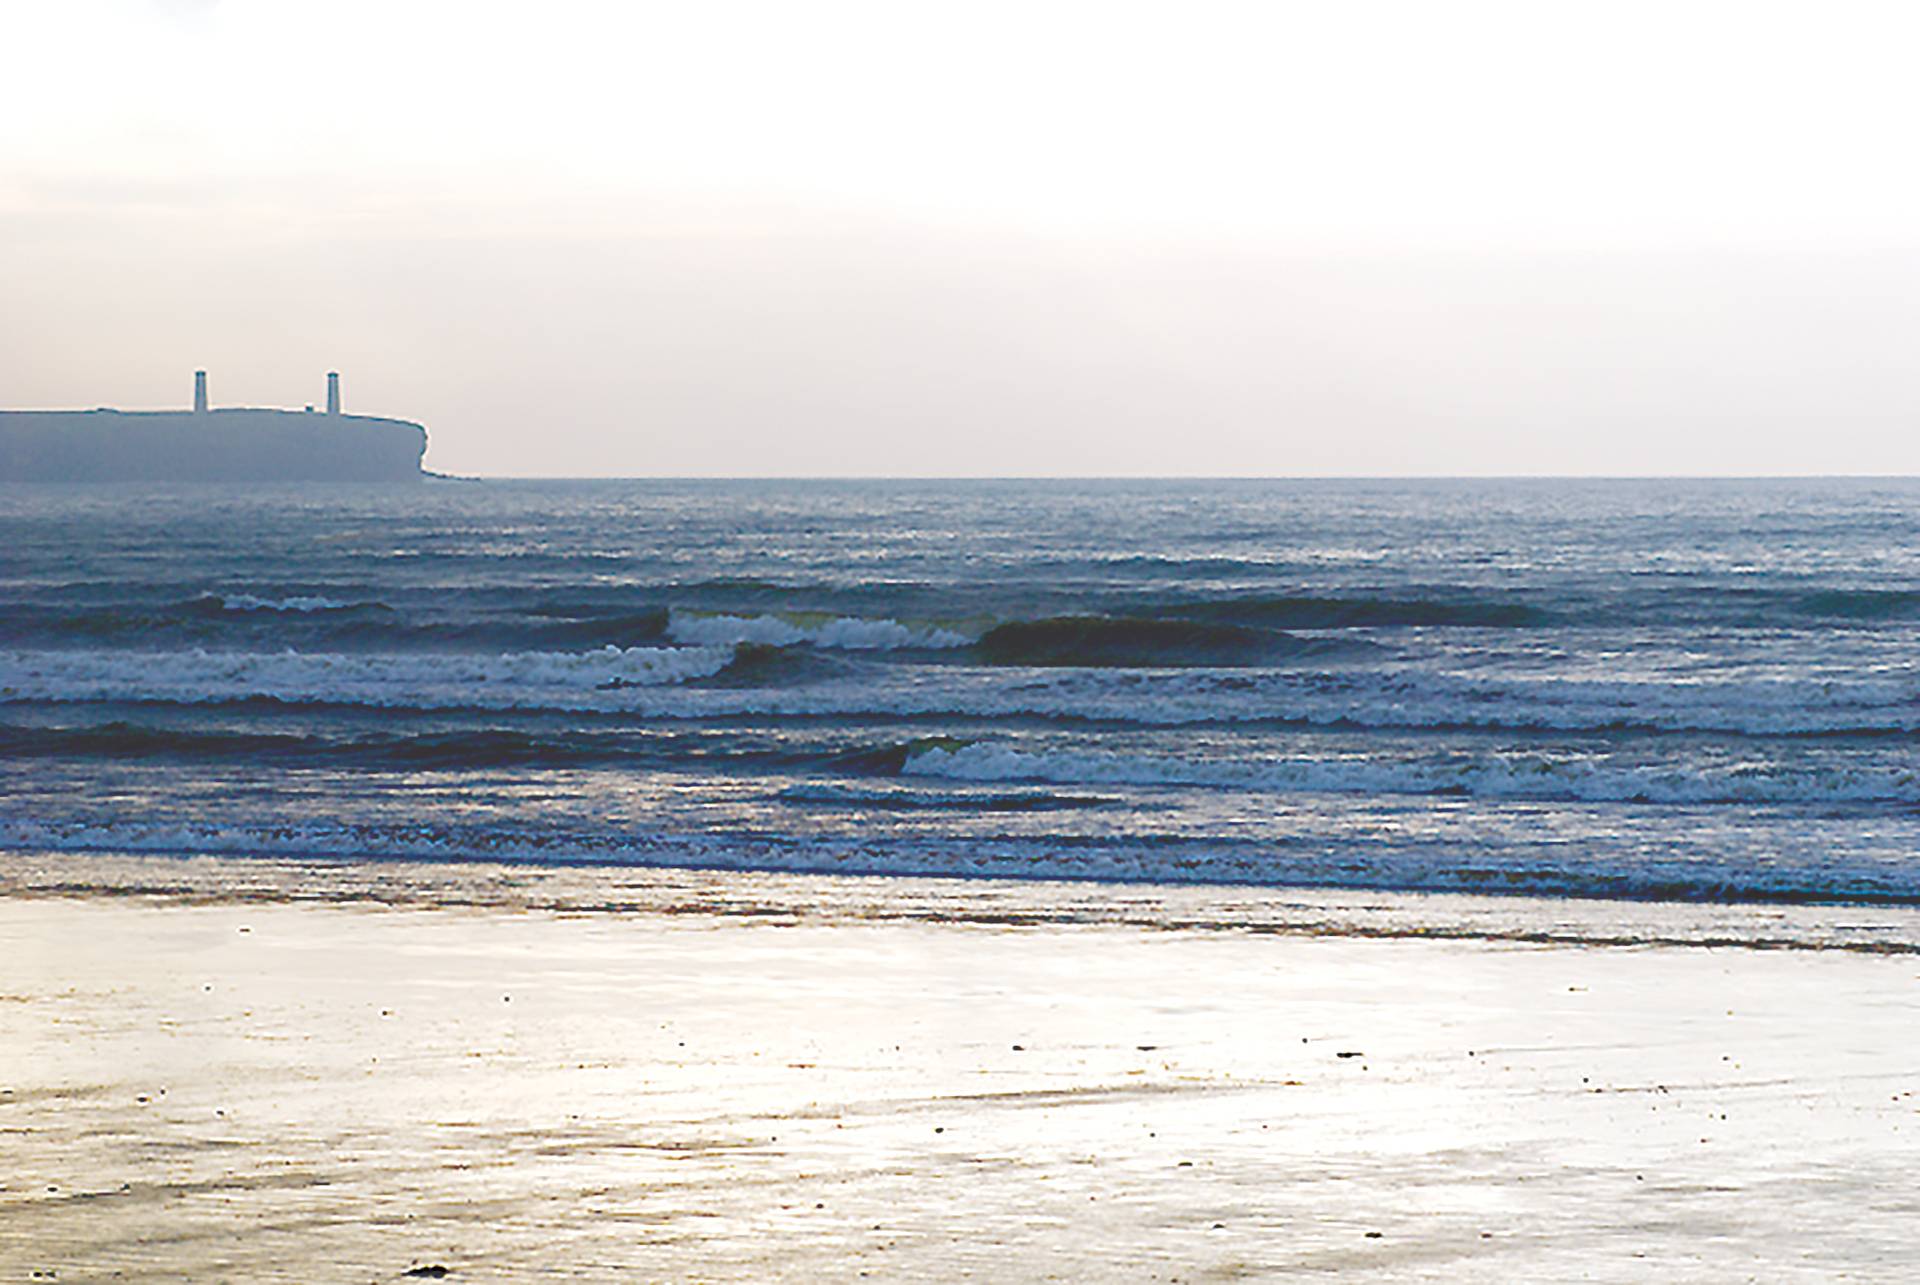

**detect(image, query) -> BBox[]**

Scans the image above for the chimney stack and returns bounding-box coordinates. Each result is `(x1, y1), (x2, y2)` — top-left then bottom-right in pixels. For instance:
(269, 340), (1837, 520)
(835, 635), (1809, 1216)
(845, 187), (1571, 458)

(326, 371), (341, 416)
(193, 370), (208, 414)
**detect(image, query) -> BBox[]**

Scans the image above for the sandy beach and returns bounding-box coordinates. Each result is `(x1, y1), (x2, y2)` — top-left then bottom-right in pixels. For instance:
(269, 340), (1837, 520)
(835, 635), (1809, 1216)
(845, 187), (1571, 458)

(4, 857), (1917, 1282)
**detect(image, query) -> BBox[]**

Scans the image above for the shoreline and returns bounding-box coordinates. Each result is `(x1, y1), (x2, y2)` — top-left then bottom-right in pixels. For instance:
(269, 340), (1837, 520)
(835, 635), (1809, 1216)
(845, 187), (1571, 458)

(5, 848), (1920, 955)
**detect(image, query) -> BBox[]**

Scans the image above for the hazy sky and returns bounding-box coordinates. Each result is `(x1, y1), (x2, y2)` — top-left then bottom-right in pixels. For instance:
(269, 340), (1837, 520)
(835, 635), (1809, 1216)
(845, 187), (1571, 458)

(5, 0), (1918, 476)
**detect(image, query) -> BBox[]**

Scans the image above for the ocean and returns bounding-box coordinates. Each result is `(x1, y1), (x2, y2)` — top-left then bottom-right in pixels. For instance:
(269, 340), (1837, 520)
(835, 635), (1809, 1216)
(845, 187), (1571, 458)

(4, 477), (1919, 912)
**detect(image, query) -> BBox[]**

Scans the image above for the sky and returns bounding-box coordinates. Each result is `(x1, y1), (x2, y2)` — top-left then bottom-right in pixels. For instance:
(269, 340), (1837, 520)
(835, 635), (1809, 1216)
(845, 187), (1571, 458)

(3, 0), (1918, 476)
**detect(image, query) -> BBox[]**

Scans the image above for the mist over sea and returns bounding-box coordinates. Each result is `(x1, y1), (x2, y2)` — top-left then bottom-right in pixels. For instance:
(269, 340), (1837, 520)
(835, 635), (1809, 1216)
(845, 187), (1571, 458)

(5, 478), (1920, 916)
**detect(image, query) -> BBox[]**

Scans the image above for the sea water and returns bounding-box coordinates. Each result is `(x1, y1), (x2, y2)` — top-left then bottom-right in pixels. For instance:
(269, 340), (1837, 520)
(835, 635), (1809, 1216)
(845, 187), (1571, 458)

(4, 478), (1918, 907)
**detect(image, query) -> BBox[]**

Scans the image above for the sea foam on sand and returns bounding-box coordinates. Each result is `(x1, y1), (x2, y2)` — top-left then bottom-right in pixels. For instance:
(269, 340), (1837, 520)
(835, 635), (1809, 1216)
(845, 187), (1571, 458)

(1, 861), (1916, 1282)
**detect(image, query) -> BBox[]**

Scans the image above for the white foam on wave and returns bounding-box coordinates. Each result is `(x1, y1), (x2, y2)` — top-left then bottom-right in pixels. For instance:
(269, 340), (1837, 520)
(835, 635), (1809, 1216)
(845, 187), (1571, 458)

(6, 648), (1920, 735)
(0, 815), (716, 866)
(667, 610), (971, 651)
(903, 740), (1920, 806)
(775, 781), (1104, 809)
(213, 593), (371, 614)
(0, 645), (733, 709)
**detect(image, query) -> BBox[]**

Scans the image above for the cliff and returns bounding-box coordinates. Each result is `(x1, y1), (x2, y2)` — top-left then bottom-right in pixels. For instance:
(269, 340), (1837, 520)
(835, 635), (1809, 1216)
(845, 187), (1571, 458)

(0, 409), (428, 483)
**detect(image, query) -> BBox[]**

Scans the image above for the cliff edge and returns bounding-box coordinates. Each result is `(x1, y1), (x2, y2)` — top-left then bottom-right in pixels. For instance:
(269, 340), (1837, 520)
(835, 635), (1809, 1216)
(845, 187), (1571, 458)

(0, 409), (428, 483)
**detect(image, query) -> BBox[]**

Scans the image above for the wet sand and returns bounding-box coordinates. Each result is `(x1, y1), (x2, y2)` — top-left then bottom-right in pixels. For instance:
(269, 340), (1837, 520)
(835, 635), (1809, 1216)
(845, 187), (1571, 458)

(3, 861), (1918, 1281)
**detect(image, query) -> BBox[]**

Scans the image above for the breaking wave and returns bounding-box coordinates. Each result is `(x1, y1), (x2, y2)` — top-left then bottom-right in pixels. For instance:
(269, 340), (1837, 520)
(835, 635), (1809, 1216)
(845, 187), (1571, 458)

(13, 584), (1920, 658)
(775, 781), (1113, 811)
(667, 610), (971, 651)
(5, 648), (1919, 734)
(204, 593), (385, 615)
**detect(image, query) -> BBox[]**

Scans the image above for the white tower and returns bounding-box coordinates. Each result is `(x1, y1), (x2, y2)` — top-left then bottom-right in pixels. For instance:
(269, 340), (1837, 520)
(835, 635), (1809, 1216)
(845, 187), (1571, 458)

(193, 370), (208, 414)
(326, 371), (341, 416)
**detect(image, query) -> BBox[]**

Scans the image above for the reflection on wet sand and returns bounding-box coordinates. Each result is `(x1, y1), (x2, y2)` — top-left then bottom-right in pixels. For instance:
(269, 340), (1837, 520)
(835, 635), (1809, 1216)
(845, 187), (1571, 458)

(2, 859), (1916, 1281)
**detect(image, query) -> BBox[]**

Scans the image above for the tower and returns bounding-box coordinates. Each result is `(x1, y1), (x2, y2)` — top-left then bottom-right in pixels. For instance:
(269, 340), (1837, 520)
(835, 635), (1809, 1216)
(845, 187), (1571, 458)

(326, 371), (341, 416)
(193, 370), (208, 414)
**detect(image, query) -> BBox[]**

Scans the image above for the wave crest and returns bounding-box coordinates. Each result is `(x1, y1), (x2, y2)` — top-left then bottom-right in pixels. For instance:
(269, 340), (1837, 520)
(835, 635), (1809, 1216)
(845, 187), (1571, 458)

(775, 781), (1112, 811)
(667, 610), (970, 651)
(202, 593), (387, 615)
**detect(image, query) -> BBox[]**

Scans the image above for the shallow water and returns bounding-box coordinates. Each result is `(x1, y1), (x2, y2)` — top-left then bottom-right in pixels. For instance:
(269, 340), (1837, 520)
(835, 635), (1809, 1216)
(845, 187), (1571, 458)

(5, 478), (1920, 912)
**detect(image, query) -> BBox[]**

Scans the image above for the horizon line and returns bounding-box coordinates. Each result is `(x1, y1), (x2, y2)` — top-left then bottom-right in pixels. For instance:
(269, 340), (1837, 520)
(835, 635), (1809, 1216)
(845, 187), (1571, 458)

(430, 472), (1920, 483)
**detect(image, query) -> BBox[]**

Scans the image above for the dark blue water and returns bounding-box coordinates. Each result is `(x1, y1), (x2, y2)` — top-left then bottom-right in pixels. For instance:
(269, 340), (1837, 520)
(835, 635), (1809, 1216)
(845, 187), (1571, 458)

(4, 478), (1919, 903)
